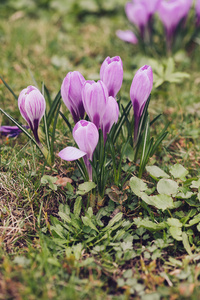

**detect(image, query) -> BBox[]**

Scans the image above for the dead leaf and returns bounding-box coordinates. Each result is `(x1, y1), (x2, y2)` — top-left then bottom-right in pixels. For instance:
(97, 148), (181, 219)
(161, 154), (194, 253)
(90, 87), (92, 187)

(55, 177), (72, 186)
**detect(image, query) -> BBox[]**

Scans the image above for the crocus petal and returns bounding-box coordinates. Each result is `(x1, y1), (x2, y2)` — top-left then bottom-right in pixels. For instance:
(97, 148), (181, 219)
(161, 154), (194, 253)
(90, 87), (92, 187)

(130, 65), (153, 143)
(100, 56), (123, 98)
(18, 86), (38, 129)
(101, 96), (119, 142)
(61, 71), (85, 123)
(58, 146), (86, 161)
(139, 0), (161, 16)
(73, 120), (99, 160)
(116, 30), (138, 44)
(18, 86), (46, 132)
(157, 0), (190, 35)
(125, 1), (148, 33)
(130, 65), (153, 113)
(82, 80), (108, 129)
(25, 89), (45, 129)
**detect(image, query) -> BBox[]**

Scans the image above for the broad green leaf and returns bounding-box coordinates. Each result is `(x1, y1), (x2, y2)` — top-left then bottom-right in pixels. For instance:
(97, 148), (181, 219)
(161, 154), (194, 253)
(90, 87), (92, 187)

(124, 143), (135, 162)
(50, 224), (65, 239)
(41, 175), (58, 190)
(157, 179), (178, 195)
(58, 212), (71, 223)
(182, 232), (192, 255)
(72, 243), (83, 260)
(134, 218), (166, 231)
(129, 177), (148, 197)
(186, 213), (200, 226)
(47, 258), (61, 267)
(169, 164), (188, 180)
(169, 226), (182, 241)
(165, 57), (174, 77)
(146, 165), (169, 179)
(190, 178), (200, 189)
(73, 196), (82, 217)
(102, 212), (123, 231)
(76, 181), (96, 195)
(167, 218), (182, 227)
(81, 216), (98, 232)
(176, 191), (194, 199)
(141, 193), (175, 211)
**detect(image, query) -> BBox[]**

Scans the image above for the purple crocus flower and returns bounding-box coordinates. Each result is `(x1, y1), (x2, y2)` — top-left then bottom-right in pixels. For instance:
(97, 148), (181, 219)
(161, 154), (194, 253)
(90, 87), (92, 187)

(82, 80), (108, 129)
(116, 29), (138, 44)
(157, 0), (191, 52)
(139, 0), (161, 18)
(130, 65), (153, 144)
(58, 120), (99, 181)
(100, 56), (123, 98)
(100, 96), (119, 143)
(18, 86), (46, 145)
(0, 125), (29, 138)
(125, 1), (149, 38)
(196, 0), (200, 26)
(61, 71), (86, 123)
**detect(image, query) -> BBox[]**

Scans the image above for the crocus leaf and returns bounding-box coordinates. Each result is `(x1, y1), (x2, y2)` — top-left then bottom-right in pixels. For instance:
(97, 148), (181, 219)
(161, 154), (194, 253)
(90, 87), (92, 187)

(59, 146), (86, 161)
(0, 108), (44, 156)
(0, 75), (18, 100)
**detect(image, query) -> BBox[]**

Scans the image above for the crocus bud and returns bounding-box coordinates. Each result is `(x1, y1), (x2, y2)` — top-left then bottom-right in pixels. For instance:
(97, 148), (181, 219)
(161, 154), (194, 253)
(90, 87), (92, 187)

(101, 96), (119, 143)
(116, 30), (138, 44)
(100, 56), (123, 98)
(61, 71), (86, 123)
(125, 1), (148, 38)
(82, 80), (108, 129)
(18, 86), (46, 144)
(130, 65), (153, 143)
(58, 120), (99, 181)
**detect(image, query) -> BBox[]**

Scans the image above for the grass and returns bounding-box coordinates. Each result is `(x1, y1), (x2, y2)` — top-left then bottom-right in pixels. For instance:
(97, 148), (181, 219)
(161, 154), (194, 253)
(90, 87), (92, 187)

(1, 1), (200, 299)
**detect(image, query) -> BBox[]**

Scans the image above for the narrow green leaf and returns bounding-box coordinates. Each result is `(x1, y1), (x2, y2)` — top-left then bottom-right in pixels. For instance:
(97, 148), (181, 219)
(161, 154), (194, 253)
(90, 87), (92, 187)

(0, 108), (44, 156)
(81, 216), (98, 232)
(102, 212), (123, 231)
(0, 75), (18, 100)
(47, 90), (61, 128)
(50, 102), (61, 162)
(74, 196), (82, 217)
(58, 211), (71, 223)
(59, 111), (72, 133)
(182, 232), (192, 255)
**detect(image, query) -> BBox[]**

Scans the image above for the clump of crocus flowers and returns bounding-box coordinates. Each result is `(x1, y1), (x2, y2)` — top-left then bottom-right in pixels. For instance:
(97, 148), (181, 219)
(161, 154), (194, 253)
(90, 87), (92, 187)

(3, 55), (158, 186)
(117, 0), (199, 54)
(58, 56), (153, 182)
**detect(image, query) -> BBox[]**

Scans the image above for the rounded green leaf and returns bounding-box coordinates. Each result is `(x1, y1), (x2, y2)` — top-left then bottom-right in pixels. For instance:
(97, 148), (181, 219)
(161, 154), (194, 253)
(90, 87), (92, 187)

(146, 165), (169, 179)
(157, 179), (178, 195)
